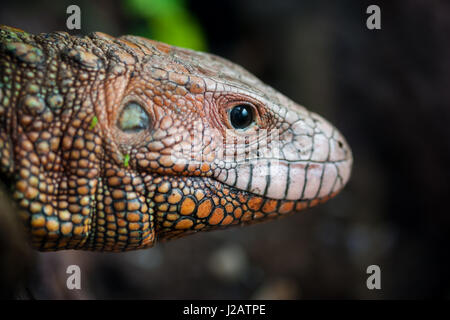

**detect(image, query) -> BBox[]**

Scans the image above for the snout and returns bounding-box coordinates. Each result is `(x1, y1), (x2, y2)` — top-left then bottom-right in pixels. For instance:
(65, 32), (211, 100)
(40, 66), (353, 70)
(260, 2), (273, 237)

(214, 109), (353, 201)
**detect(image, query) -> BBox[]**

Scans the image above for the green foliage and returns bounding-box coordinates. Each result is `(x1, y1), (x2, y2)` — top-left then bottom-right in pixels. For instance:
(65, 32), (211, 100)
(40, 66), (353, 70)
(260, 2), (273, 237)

(89, 116), (98, 130)
(123, 0), (207, 51)
(123, 153), (130, 168)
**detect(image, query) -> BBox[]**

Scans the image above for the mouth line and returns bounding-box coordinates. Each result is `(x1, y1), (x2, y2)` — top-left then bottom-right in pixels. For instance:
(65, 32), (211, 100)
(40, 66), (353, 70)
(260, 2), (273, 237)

(209, 176), (341, 209)
(218, 157), (351, 166)
(145, 157), (351, 202)
(206, 173), (339, 203)
(211, 157), (352, 201)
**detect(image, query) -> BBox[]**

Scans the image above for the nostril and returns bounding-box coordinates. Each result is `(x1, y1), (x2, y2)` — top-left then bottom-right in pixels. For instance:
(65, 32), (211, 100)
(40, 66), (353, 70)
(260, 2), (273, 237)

(338, 140), (344, 148)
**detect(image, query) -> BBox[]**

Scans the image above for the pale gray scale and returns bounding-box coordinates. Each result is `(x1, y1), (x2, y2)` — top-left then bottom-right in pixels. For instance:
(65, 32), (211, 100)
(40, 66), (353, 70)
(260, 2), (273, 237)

(314, 116), (334, 139)
(328, 134), (348, 162)
(326, 128), (335, 162)
(271, 103), (281, 116)
(278, 129), (293, 145)
(284, 163), (291, 199)
(248, 159), (270, 197)
(281, 143), (301, 162)
(304, 116), (316, 129)
(234, 163), (252, 191)
(332, 175), (343, 194)
(214, 159), (225, 168)
(214, 167), (224, 180)
(313, 162), (327, 200)
(327, 163), (340, 194)
(334, 155), (352, 189)
(295, 136), (314, 161)
(267, 141), (283, 162)
(284, 110), (301, 125)
(222, 167), (229, 183)
(311, 134), (330, 162)
(303, 164), (323, 199)
(225, 168), (237, 188)
(278, 106), (288, 119)
(318, 163), (338, 198)
(209, 161), (218, 171)
(286, 162), (307, 200)
(333, 161), (346, 193)
(291, 119), (315, 136)
(266, 161), (289, 199)
(246, 163), (254, 191)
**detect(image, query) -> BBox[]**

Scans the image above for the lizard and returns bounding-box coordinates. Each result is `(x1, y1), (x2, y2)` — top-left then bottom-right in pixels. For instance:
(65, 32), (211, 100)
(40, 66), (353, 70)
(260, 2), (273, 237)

(0, 25), (352, 252)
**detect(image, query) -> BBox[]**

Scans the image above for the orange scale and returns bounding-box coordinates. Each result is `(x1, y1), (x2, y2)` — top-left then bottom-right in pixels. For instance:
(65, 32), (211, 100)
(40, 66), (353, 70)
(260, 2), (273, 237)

(221, 215), (234, 226)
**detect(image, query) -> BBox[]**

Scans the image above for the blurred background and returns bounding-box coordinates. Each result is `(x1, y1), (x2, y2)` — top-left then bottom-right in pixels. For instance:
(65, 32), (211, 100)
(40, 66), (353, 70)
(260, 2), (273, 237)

(1, 0), (449, 299)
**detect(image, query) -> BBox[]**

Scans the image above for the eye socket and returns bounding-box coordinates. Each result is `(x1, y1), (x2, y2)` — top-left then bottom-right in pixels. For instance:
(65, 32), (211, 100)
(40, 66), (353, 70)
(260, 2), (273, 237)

(228, 104), (255, 130)
(118, 102), (150, 132)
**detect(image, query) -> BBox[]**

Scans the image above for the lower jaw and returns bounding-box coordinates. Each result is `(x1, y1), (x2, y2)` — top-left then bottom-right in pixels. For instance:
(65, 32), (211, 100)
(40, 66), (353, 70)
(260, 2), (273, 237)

(37, 174), (342, 252)
(154, 175), (342, 242)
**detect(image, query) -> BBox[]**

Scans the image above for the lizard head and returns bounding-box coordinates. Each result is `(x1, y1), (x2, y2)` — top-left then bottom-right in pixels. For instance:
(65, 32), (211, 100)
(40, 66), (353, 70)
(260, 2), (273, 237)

(93, 34), (353, 248)
(0, 26), (352, 251)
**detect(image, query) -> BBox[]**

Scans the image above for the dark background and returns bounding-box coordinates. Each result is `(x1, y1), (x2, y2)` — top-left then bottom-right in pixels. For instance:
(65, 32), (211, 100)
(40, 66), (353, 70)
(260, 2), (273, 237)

(0, 0), (449, 299)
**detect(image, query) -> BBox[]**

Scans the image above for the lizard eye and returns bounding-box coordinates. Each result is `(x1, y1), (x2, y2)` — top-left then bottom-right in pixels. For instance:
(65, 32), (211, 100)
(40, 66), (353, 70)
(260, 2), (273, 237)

(118, 102), (150, 132)
(229, 104), (255, 130)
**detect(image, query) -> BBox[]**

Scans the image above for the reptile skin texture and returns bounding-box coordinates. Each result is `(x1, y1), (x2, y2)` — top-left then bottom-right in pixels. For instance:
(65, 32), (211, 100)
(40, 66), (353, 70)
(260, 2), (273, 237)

(0, 25), (352, 252)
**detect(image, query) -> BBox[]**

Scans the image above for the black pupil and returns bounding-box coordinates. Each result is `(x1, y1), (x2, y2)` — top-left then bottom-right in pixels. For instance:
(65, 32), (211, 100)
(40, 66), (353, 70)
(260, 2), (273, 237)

(229, 105), (253, 129)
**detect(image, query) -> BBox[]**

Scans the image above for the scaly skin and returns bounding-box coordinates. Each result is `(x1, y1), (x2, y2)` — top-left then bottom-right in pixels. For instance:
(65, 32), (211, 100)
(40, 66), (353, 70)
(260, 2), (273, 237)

(0, 25), (352, 252)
